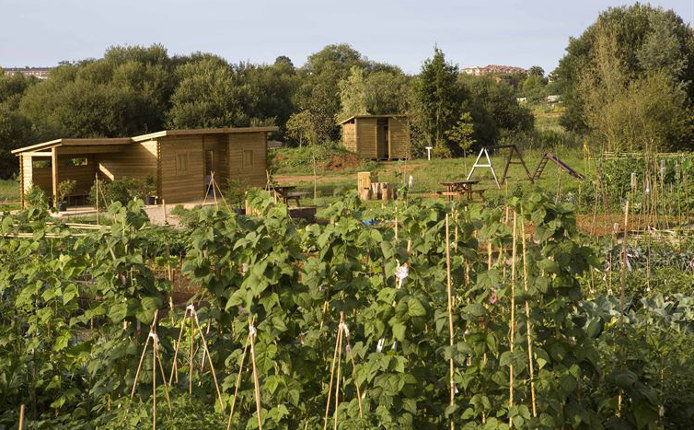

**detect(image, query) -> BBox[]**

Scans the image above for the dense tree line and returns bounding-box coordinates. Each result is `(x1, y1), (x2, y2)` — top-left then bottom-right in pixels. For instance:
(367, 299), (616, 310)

(554, 3), (694, 152)
(0, 43), (535, 177)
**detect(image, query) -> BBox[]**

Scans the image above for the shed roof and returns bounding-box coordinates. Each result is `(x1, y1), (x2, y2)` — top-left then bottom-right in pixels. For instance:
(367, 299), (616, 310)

(338, 114), (407, 125)
(12, 126), (279, 155)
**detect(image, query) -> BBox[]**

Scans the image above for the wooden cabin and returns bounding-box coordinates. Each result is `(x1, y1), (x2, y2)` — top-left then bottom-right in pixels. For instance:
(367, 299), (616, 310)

(13, 126), (277, 207)
(339, 114), (410, 160)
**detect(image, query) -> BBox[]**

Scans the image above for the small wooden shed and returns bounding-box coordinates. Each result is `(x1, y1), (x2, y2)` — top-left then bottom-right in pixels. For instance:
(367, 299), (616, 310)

(339, 114), (410, 160)
(13, 126), (277, 207)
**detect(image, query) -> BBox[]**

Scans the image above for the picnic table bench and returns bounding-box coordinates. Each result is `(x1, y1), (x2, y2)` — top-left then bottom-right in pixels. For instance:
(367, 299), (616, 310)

(437, 180), (485, 201)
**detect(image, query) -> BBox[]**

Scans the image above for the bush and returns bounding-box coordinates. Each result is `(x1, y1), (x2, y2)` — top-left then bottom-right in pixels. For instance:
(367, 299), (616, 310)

(24, 185), (49, 209)
(89, 177), (147, 209)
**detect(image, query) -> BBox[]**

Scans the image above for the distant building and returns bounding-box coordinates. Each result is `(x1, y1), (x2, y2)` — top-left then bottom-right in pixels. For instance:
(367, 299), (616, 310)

(461, 65), (527, 76)
(546, 95), (561, 103)
(516, 97), (527, 103)
(2, 67), (53, 80)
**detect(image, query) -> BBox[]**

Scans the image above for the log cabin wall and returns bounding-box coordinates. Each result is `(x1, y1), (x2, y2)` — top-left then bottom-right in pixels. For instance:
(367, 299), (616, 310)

(342, 121), (357, 152)
(388, 117), (410, 159)
(97, 142), (158, 182)
(56, 155), (97, 196)
(227, 131), (267, 187)
(159, 135), (205, 204)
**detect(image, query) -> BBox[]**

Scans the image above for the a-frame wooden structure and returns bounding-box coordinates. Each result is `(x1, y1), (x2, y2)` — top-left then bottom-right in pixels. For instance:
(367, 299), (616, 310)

(466, 145), (534, 189)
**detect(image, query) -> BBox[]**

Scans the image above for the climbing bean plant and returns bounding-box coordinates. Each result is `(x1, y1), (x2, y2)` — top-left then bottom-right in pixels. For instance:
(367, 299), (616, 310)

(0, 190), (680, 429)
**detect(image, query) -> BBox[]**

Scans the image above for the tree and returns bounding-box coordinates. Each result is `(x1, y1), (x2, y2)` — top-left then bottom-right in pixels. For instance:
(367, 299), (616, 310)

(578, 29), (691, 151)
(555, 4), (694, 135)
(166, 56), (248, 128)
(445, 111), (476, 154)
(338, 66), (369, 120)
(410, 47), (467, 156)
(295, 44), (367, 142)
(338, 66), (410, 120)
(528, 65), (545, 77)
(519, 74), (548, 103)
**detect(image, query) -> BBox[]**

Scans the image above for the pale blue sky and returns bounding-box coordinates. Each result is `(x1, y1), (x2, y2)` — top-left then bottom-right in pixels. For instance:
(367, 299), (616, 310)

(1, 0), (692, 74)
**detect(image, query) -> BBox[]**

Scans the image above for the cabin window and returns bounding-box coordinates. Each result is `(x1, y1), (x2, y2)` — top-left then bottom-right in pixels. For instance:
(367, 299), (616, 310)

(63, 157), (88, 167)
(32, 159), (51, 169)
(176, 153), (189, 174)
(243, 150), (254, 168)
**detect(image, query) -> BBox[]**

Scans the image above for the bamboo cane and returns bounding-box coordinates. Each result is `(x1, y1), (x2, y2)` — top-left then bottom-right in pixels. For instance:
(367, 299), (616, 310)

(445, 214), (455, 430)
(333, 313), (345, 430)
(227, 322), (252, 430)
(520, 209), (537, 417)
(18, 404), (25, 430)
(153, 332), (157, 430)
(131, 332), (153, 400)
(345, 334), (364, 419)
(249, 321), (263, 430)
(189, 310), (194, 396)
(509, 211), (517, 419)
(323, 318), (343, 430)
(155, 339), (172, 412)
(168, 307), (190, 385)
(193, 311), (224, 411)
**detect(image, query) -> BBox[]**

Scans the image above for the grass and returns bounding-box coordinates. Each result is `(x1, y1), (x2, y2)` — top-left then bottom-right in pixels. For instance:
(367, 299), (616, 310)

(274, 146), (593, 217)
(0, 179), (21, 211)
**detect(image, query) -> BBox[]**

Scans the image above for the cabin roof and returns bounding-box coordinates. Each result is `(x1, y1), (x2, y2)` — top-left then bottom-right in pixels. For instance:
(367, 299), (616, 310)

(338, 114), (407, 125)
(130, 126), (279, 142)
(12, 126), (279, 155)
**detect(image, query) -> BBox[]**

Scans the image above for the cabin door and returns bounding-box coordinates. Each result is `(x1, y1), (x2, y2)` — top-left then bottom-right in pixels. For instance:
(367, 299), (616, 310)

(204, 149), (214, 193)
(376, 118), (389, 159)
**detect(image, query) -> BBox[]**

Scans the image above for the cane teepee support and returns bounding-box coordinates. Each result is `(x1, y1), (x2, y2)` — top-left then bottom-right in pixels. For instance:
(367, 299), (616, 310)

(467, 147), (501, 189)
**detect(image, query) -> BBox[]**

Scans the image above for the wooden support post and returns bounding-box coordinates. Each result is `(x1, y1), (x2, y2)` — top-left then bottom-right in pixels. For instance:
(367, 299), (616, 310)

(95, 173), (100, 225)
(51, 147), (58, 209)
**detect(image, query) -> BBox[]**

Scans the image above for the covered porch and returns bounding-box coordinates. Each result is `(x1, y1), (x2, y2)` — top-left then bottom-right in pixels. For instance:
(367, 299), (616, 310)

(14, 138), (132, 208)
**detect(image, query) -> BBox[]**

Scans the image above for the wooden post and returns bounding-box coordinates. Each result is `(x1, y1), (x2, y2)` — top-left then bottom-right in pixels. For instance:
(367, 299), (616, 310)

(95, 173), (100, 225)
(168, 307), (190, 385)
(445, 214), (455, 430)
(162, 199), (168, 225)
(323, 320), (342, 430)
(51, 147), (58, 209)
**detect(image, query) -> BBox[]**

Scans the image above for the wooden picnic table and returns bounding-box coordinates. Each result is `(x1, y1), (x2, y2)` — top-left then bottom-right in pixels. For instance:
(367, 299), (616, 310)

(267, 185), (307, 206)
(438, 180), (484, 201)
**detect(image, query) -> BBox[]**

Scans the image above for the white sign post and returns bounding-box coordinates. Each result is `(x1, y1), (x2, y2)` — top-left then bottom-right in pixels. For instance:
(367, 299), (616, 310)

(425, 146), (433, 161)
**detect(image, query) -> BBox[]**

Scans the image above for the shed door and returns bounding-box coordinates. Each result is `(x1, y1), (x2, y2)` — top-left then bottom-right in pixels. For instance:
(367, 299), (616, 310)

(376, 118), (389, 159)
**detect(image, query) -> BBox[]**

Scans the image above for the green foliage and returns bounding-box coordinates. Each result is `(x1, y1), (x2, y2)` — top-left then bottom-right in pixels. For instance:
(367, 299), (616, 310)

(24, 185), (48, 209)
